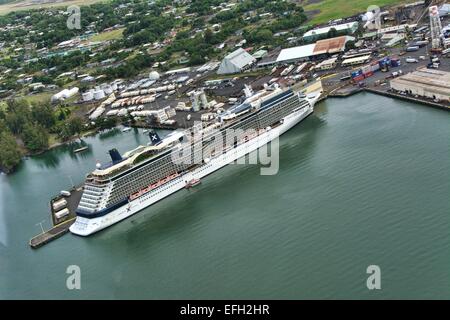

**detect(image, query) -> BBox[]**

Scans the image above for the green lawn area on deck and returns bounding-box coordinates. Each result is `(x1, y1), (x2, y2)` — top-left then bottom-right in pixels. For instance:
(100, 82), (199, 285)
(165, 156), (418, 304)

(90, 28), (125, 42)
(305, 0), (412, 25)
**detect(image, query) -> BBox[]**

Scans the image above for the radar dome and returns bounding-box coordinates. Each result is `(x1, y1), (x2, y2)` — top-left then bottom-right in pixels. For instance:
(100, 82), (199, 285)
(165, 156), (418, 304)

(149, 71), (160, 81)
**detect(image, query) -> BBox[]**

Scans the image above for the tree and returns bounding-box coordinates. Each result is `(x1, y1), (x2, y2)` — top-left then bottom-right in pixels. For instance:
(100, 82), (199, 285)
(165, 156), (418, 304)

(67, 117), (84, 140)
(5, 99), (30, 134)
(204, 28), (214, 44)
(54, 122), (72, 142)
(21, 124), (49, 152)
(97, 117), (118, 131)
(0, 131), (22, 173)
(31, 102), (55, 129)
(327, 27), (338, 39)
(248, 29), (273, 44)
(345, 40), (356, 51)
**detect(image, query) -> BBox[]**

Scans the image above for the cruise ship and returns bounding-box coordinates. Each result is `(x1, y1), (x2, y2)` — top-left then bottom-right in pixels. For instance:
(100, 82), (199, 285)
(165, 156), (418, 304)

(69, 84), (321, 236)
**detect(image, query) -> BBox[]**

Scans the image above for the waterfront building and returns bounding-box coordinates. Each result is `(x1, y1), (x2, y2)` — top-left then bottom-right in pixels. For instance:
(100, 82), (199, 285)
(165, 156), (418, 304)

(390, 68), (450, 102)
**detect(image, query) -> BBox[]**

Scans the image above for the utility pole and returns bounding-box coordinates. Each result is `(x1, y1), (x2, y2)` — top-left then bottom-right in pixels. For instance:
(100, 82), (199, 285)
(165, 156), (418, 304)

(36, 220), (46, 234)
(68, 175), (75, 188)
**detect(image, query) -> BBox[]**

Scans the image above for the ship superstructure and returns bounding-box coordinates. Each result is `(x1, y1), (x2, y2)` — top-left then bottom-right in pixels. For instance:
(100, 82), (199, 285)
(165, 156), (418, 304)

(70, 85), (321, 236)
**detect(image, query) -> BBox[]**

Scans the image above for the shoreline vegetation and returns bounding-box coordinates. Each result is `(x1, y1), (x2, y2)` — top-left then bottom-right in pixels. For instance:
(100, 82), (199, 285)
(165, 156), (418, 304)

(0, 97), (122, 174)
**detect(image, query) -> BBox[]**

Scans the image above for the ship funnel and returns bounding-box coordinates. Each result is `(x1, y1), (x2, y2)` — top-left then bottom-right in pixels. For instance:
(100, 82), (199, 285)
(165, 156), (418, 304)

(109, 148), (123, 164)
(148, 130), (162, 145)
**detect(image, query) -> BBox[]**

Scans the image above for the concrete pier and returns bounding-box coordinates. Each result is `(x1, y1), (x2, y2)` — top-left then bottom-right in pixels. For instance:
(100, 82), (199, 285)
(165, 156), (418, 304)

(29, 187), (83, 249)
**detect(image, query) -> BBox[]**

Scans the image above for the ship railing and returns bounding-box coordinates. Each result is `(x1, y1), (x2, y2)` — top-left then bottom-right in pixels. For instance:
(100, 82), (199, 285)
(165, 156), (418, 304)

(82, 193), (101, 200)
(84, 186), (104, 192)
(83, 191), (103, 198)
(80, 198), (100, 205)
(77, 205), (96, 213)
(78, 201), (98, 209)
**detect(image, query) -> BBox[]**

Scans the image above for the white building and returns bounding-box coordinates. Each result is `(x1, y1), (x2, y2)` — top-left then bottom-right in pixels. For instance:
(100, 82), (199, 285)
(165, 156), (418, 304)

(390, 68), (450, 102)
(217, 48), (256, 75)
(303, 22), (359, 41)
(276, 44), (316, 64)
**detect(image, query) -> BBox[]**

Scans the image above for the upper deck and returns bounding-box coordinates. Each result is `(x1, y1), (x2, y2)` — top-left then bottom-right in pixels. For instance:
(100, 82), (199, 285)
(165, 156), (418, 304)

(86, 86), (302, 184)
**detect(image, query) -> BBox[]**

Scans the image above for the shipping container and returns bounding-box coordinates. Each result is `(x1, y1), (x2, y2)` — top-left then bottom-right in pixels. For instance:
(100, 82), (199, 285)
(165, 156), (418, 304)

(371, 63), (380, 72)
(351, 69), (363, 78)
(363, 71), (374, 78)
(390, 59), (400, 67)
(361, 65), (372, 74)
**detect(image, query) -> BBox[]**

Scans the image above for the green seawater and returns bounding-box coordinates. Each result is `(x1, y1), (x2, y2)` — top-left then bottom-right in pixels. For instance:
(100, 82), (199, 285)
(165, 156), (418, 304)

(1, 92), (449, 299)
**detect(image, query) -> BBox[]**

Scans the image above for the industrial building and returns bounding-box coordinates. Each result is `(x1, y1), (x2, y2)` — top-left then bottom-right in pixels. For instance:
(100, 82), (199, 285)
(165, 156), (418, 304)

(302, 22), (358, 42)
(252, 49), (268, 60)
(341, 55), (371, 66)
(390, 69), (450, 102)
(217, 48), (256, 74)
(276, 36), (354, 64)
(314, 57), (338, 70)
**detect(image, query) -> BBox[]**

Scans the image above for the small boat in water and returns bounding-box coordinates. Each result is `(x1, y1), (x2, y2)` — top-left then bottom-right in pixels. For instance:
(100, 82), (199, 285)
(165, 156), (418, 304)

(122, 127), (132, 132)
(74, 146), (88, 153)
(142, 129), (149, 134)
(185, 178), (201, 189)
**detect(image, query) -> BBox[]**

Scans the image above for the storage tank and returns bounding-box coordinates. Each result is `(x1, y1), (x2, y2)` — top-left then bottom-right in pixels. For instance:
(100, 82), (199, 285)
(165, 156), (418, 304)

(93, 89), (105, 100)
(82, 91), (94, 102)
(149, 71), (160, 81)
(65, 87), (79, 98)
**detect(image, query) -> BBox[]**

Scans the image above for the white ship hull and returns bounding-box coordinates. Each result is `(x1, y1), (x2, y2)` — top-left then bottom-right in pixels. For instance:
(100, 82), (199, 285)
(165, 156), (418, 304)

(70, 103), (315, 236)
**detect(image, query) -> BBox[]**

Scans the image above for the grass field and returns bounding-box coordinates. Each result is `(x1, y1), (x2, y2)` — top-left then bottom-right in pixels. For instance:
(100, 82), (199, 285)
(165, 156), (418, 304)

(21, 91), (53, 105)
(90, 27), (124, 42)
(305, 0), (412, 24)
(0, 0), (107, 15)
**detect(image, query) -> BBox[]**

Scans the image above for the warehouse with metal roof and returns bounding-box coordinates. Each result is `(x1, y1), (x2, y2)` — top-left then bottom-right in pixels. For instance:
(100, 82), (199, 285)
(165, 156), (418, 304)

(303, 22), (358, 42)
(390, 68), (450, 102)
(276, 44), (316, 64)
(276, 36), (354, 64)
(217, 48), (257, 74)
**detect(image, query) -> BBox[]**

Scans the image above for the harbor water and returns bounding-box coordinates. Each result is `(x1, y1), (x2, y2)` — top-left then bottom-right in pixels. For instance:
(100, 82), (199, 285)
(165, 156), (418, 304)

(1, 92), (449, 299)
